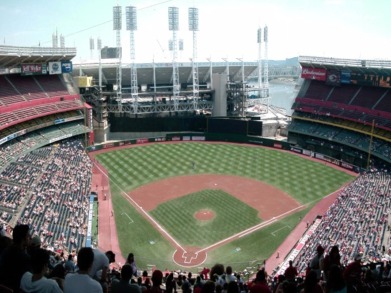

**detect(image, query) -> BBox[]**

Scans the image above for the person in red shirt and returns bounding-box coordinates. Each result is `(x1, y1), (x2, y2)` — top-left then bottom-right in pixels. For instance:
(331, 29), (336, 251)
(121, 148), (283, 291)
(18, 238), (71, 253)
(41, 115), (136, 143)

(284, 260), (298, 282)
(249, 269), (271, 293)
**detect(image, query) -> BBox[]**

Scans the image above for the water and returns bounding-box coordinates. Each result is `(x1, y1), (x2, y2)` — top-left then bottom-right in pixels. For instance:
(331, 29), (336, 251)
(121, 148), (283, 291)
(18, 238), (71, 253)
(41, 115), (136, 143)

(249, 79), (299, 116)
(268, 80), (299, 115)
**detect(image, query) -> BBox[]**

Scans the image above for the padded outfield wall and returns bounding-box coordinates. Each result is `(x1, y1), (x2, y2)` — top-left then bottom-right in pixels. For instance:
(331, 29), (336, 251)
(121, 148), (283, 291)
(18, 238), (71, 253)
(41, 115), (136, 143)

(108, 115), (263, 141)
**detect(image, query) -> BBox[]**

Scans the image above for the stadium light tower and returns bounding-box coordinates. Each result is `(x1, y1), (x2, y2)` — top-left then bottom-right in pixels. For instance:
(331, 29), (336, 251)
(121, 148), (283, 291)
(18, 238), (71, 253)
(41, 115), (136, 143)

(89, 37), (95, 60)
(206, 57), (213, 89)
(60, 34), (65, 48)
(97, 37), (102, 90)
(126, 5), (139, 114)
(113, 5), (122, 101)
(168, 7), (180, 111)
(222, 57), (230, 83)
(52, 30), (58, 48)
(189, 7), (199, 111)
(263, 25), (269, 98)
(257, 28), (263, 95)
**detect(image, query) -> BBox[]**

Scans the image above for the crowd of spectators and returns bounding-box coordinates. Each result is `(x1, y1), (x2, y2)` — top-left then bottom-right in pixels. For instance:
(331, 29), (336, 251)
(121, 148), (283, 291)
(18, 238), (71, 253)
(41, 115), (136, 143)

(0, 139), (92, 253)
(0, 120), (88, 168)
(289, 119), (391, 162)
(292, 172), (391, 274)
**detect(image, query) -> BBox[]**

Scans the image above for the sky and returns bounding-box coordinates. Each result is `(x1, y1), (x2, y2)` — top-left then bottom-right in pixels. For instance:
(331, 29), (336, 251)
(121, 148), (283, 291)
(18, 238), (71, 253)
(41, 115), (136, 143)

(0, 0), (390, 63)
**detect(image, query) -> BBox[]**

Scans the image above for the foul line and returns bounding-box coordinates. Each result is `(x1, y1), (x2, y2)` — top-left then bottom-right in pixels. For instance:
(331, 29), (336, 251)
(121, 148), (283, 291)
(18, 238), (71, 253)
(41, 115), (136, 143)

(94, 158), (348, 262)
(121, 212), (134, 224)
(195, 204), (306, 254)
(94, 162), (185, 251)
(271, 225), (291, 236)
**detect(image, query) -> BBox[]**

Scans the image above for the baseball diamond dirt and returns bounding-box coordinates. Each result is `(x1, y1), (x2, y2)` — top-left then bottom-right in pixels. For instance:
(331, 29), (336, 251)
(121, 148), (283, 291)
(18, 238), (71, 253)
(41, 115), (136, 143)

(90, 141), (356, 269)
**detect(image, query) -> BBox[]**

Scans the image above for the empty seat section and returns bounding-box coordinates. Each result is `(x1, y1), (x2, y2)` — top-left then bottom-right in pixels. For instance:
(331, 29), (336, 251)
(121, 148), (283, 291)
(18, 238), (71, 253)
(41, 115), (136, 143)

(302, 80), (332, 101)
(374, 90), (391, 113)
(351, 86), (387, 109)
(327, 84), (358, 104)
(7, 75), (46, 100)
(0, 76), (25, 105)
(34, 75), (69, 97)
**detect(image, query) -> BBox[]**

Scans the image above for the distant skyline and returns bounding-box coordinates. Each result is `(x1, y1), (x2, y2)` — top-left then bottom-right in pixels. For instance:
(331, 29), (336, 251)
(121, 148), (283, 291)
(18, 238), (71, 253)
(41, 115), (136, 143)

(1, 0), (390, 63)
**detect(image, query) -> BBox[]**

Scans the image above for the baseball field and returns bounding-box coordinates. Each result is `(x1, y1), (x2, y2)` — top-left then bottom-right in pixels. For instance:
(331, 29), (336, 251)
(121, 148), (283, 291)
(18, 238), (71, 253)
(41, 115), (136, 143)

(95, 142), (353, 271)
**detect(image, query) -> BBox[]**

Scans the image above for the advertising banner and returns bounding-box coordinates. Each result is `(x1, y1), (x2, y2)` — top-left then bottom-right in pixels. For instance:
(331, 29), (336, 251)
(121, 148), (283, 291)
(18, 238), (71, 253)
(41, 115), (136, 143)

(136, 138), (148, 144)
(301, 66), (327, 81)
(21, 63), (45, 76)
(191, 136), (205, 141)
(340, 70), (351, 84)
(61, 61), (73, 73)
(325, 70), (341, 86)
(48, 61), (62, 75)
(290, 147), (302, 154)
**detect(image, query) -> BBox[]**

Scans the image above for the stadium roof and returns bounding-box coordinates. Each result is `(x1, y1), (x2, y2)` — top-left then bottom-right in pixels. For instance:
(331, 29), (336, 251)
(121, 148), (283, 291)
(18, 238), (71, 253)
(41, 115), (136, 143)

(299, 56), (391, 75)
(0, 45), (76, 68)
(72, 61), (259, 86)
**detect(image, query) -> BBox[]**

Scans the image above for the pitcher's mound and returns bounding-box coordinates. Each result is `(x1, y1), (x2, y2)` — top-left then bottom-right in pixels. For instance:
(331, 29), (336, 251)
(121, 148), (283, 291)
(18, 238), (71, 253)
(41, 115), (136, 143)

(194, 209), (215, 221)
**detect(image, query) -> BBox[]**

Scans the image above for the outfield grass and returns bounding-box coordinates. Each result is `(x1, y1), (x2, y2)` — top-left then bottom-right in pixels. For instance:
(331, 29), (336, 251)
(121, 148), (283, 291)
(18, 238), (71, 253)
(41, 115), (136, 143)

(96, 142), (354, 270)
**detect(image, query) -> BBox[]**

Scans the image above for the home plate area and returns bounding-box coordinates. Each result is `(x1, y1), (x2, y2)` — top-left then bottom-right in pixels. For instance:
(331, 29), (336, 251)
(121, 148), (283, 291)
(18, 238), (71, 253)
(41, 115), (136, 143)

(173, 247), (207, 267)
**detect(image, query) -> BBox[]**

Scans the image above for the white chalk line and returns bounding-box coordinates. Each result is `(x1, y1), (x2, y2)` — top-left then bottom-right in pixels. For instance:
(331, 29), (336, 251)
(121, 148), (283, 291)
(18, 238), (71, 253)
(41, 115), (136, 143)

(94, 161), (311, 261)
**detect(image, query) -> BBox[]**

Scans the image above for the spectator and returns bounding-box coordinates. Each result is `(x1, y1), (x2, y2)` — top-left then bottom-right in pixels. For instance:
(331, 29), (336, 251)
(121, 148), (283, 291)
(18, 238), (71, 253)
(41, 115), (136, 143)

(323, 245), (341, 282)
(227, 281), (239, 293)
(20, 248), (62, 293)
(0, 224), (32, 292)
(326, 265), (346, 293)
(200, 267), (210, 280)
(284, 260), (298, 282)
(27, 235), (41, 256)
(249, 269), (271, 293)
(225, 266), (236, 283)
(193, 276), (203, 293)
(126, 253), (138, 277)
(64, 247), (102, 293)
(210, 264), (225, 286)
(88, 249), (115, 292)
(310, 245), (325, 280)
(64, 254), (76, 273)
(149, 269), (164, 293)
(201, 280), (215, 293)
(111, 264), (141, 293)
(165, 272), (177, 293)
(181, 275), (192, 293)
(300, 270), (323, 293)
(49, 263), (66, 291)
(343, 253), (363, 291)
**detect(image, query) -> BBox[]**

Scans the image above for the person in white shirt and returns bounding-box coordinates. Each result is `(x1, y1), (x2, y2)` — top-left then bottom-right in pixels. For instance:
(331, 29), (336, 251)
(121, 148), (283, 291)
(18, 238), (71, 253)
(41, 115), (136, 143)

(20, 248), (62, 293)
(64, 247), (102, 293)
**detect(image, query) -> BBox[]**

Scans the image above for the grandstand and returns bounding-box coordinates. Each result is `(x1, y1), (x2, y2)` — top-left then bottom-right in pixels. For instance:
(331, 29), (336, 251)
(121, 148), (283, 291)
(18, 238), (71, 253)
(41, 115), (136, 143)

(0, 45), (93, 254)
(2, 42), (391, 292)
(288, 56), (391, 171)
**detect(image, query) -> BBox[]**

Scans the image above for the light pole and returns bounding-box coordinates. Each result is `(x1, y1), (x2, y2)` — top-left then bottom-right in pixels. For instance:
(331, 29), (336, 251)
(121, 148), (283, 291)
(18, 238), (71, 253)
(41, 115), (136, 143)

(236, 57), (246, 117)
(189, 7), (199, 110)
(222, 57), (229, 83)
(113, 5), (122, 101)
(126, 5), (138, 113)
(168, 7), (180, 111)
(206, 57), (213, 89)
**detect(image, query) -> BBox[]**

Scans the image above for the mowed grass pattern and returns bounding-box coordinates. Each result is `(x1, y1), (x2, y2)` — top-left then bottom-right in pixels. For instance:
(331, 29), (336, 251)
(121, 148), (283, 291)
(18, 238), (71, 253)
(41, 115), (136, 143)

(96, 142), (354, 269)
(150, 190), (261, 247)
